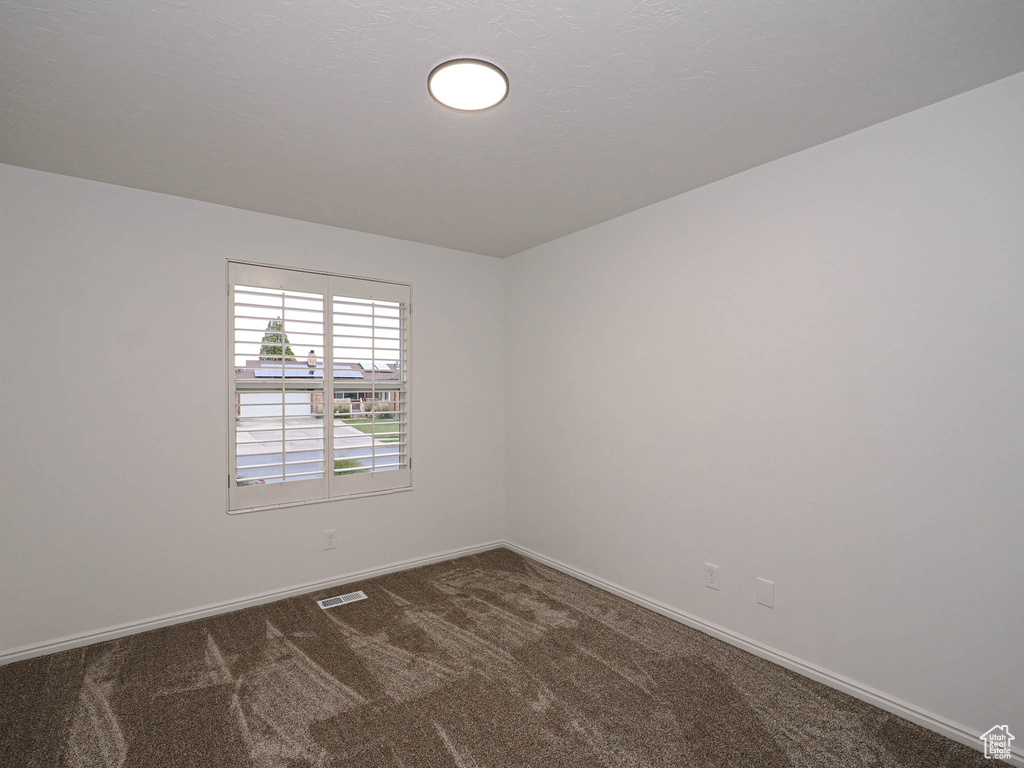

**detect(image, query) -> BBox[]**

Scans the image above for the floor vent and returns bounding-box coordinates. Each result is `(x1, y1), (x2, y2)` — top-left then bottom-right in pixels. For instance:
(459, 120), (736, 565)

(317, 591), (368, 609)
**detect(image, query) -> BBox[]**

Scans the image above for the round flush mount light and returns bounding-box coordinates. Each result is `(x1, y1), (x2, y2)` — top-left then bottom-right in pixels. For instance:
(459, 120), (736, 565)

(428, 58), (509, 112)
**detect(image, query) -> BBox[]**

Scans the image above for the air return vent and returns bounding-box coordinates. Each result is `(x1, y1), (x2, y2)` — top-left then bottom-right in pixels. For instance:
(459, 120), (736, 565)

(317, 591), (368, 609)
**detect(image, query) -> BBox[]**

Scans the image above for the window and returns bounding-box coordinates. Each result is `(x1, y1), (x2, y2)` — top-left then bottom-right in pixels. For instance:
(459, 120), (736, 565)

(228, 262), (411, 512)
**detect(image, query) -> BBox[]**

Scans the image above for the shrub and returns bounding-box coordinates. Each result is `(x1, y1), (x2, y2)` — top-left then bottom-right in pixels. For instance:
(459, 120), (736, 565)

(334, 400), (352, 418)
(372, 401), (395, 420)
(334, 457), (368, 475)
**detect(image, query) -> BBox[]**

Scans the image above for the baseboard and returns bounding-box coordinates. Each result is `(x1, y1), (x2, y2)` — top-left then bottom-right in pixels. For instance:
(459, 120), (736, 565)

(504, 541), (1023, 767)
(0, 540), (505, 667)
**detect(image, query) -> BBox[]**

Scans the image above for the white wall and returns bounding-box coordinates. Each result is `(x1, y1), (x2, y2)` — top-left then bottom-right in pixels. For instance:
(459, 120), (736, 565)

(0, 164), (505, 653)
(505, 73), (1024, 738)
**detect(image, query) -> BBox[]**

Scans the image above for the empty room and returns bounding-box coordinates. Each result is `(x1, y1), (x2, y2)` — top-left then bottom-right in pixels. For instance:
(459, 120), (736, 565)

(1, 1), (1021, 766)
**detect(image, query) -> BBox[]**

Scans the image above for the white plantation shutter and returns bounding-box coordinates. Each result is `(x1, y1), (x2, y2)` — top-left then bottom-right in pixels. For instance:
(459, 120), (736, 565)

(228, 263), (411, 513)
(329, 276), (410, 497)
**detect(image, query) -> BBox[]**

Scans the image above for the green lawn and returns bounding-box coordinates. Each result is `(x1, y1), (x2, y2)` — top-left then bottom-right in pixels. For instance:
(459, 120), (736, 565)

(339, 417), (401, 442)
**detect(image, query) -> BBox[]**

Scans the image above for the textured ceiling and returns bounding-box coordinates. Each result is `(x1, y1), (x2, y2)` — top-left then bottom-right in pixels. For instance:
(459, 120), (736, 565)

(2, 1), (1024, 257)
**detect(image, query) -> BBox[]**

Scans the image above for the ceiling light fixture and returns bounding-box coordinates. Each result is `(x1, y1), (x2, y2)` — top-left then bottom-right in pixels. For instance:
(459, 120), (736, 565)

(428, 58), (509, 112)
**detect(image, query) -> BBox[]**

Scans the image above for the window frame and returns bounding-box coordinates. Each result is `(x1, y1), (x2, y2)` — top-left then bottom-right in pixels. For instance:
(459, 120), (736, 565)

(226, 260), (412, 514)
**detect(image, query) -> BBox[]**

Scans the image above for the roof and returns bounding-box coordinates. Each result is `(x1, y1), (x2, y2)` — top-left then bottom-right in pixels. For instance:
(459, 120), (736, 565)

(234, 360), (401, 383)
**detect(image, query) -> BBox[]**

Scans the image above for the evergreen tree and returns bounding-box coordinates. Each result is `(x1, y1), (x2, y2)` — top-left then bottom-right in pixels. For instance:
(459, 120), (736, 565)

(259, 318), (296, 361)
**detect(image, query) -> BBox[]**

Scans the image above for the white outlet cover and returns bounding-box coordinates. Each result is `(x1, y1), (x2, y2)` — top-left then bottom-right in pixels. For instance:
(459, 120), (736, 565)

(757, 577), (775, 608)
(704, 563), (720, 591)
(324, 529), (337, 551)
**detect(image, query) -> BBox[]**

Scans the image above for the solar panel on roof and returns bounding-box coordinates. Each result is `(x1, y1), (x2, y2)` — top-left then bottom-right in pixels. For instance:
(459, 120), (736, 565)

(255, 366), (323, 378)
(252, 365), (363, 379)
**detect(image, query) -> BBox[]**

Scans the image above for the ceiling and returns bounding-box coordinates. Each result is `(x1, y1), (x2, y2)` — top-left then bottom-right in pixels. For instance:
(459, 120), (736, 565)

(2, 1), (1024, 258)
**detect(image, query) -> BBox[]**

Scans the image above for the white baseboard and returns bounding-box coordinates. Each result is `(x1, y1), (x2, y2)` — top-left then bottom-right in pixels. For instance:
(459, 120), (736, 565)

(504, 542), (1023, 767)
(0, 540), (504, 667)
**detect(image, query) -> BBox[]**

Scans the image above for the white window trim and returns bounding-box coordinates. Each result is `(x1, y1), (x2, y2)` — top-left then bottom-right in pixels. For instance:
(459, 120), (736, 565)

(226, 260), (412, 514)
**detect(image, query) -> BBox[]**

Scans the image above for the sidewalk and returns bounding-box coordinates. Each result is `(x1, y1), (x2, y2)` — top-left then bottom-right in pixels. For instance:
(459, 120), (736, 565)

(236, 415), (390, 456)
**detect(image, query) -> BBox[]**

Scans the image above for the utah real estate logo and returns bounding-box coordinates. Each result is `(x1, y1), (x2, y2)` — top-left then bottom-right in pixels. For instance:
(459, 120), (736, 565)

(980, 725), (1014, 761)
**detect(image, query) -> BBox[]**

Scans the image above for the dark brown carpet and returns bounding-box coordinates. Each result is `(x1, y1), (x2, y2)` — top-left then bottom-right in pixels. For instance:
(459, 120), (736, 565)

(0, 548), (995, 767)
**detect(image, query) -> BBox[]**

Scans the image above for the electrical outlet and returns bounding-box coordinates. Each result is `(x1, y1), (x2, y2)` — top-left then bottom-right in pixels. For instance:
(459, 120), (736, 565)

(324, 529), (337, 551)
(757, 577), (775, 608)
(704, 563), (720, 590)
